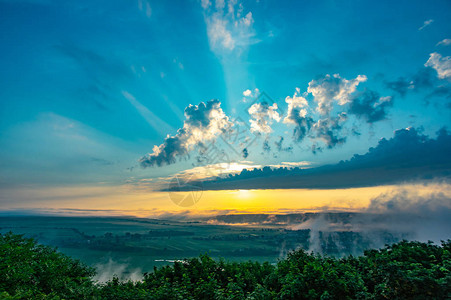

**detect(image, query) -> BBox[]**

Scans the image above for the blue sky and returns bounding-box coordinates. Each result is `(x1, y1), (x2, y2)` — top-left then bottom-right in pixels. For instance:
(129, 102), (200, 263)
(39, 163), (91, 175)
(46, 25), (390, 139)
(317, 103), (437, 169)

(0, 0), (451, 212)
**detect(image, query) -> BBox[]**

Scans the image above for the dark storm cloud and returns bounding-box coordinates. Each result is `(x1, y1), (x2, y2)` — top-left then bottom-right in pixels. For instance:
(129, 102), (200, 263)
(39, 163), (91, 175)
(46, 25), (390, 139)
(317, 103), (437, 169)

(170, 127), (451, 191)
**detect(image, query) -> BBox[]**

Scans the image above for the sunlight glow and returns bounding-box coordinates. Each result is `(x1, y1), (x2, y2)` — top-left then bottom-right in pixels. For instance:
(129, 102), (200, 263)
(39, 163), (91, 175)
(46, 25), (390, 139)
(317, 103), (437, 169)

(237, 189), (251, 199)
(4, 182), (450, 218)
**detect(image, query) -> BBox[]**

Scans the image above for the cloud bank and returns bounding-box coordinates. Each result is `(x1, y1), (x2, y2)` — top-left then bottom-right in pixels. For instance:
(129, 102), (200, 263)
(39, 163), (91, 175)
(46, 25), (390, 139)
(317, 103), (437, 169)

(171, 127), (451, 190)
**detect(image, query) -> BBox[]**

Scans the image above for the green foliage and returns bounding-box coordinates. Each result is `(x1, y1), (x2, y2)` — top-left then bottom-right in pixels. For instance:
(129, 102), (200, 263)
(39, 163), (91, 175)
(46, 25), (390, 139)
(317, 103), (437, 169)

(0, 232), (96, 299)
(0, 232), (450, 299)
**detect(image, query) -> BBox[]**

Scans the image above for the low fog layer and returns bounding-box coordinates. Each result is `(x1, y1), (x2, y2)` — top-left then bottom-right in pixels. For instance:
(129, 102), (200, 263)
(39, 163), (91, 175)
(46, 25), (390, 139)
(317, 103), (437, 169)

(202, 188), (451, 255)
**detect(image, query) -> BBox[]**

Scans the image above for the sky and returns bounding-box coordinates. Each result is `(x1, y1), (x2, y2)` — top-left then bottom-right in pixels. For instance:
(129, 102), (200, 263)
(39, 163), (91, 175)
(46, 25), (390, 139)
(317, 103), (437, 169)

(0, 0), (450, 217)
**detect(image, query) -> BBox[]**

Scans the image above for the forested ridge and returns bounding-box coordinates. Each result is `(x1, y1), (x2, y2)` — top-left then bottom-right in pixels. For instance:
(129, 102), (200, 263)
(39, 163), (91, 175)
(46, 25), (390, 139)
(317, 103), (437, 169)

(0, 232), (450, 299)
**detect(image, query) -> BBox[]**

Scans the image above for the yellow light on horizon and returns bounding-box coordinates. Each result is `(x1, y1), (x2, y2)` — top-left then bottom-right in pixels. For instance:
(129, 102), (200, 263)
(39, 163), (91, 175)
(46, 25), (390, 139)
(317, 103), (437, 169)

(237, 189), (251, 199)
(3, 182), (450, 218)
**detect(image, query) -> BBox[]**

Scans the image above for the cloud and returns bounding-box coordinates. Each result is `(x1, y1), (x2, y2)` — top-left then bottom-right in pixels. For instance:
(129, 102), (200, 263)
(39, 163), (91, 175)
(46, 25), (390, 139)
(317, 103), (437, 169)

(137, 0), (151, 18)
(242, 89), (252, 96)
(386, 68), (439, 96)
(280, 161), (312, 167)
(312, 113), (347, 149)
(418, 19), (434, 31)
(436, 38), (451, 46)
(183, 127), (451, 190)
(385, 67), (451, 105)
(427, 85), (451, 107)
(248, 102), (280, 133)
(284, 88), (314, 142)
(367, 188), (451, 215)
(94, 259), (142, 283)
(208, 17), (235, 50)
(161, 161), (262, 182)
(274, 136), (293, 152)
(242, 148), (249, 159)
(363, 186), (451, 243)
(385, 77), (415, 97)
(283, 74), (388, 149)
(139, 99), (233, 167)
(307, 74), (367, 115)
(242, 88), (259, 102)
(425, 52), (451, 80)
(201, 0), (211, 9)
(202, 0), (256, 53)
(349, 90), (393, 123)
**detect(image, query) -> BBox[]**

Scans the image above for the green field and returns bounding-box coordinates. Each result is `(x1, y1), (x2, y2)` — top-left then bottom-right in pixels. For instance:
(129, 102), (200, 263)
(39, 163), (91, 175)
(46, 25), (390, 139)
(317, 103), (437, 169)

(0, 215), (403, 280)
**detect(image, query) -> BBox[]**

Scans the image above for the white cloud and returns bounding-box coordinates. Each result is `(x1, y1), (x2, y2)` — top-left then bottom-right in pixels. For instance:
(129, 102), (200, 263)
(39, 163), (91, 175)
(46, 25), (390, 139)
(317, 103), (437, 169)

(173, 58), (184, 70)
(283, 88), (314, 142)
(418, 19), (434, 31)
(307, 74), (367, 115)
(425, 52), (451, 80)
(248, 102), (280, 133)
(215, 0), (225, 10)
(242, 88), (259, 102)
(139, 99), (233, 167)
(241, 12), (253, 27)
(172, 161), (262, 180)
(436, 38), (451, 46)
(201, 0), (211, 9)
(283, 88), (309, 124)
(242, 89), (252, 96)
(281, 161), (312, 167)
(137, 0), (151, 18)
(146, 2), (151, 18)
(202, 0), (256, 53)
(207, 16), (235, 50)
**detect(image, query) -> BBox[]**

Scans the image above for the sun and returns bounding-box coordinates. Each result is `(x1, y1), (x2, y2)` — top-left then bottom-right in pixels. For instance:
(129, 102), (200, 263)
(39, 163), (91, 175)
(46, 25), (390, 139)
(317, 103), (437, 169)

(237, 189), (251, 199)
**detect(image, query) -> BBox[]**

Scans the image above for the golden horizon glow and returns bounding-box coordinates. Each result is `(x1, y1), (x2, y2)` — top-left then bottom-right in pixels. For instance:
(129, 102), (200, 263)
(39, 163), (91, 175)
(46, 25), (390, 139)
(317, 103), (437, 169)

(1, 182), (450, 218)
